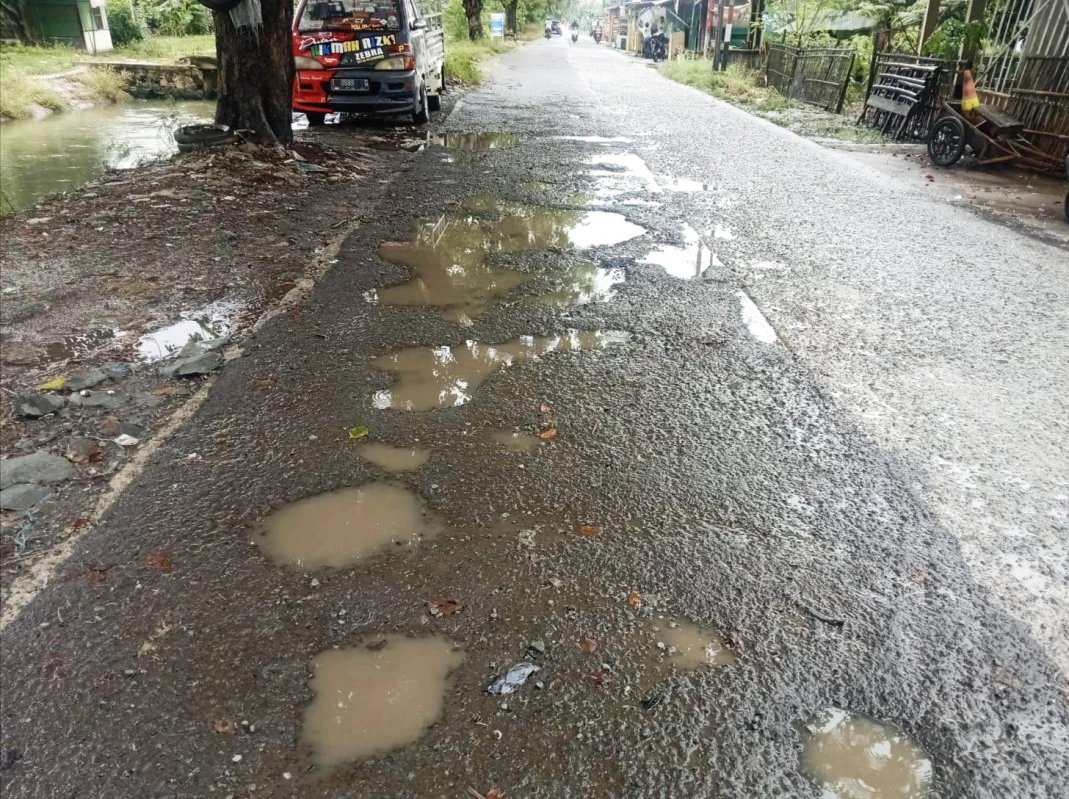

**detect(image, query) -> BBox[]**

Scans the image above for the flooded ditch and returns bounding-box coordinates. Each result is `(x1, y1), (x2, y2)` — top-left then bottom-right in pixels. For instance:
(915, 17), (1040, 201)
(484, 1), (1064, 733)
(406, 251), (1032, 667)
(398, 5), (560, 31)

(0, 100), (214, 214)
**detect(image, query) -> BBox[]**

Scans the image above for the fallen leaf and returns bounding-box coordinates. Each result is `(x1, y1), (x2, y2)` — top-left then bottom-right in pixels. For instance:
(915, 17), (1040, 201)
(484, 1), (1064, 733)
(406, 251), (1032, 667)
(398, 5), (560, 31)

(146, 553), (172, 573)
(546, 577), (563, 589)
(539, 428), (557, 439)
(427, 598), (464, 616)
(627, 590), (642, 609)
(588, 671), (610, 687)
(486, 790), (505, 799)
(153, 386), (176, 396)
(39, 377), (67, 391)
(348, 425), (369, 440)
(539, 402), (550, 413)
(214, 719), (234, 734)
(578, 524), (601, 537)
(579, 636), (597, 653)
(68, 443), (104, 464)
(253, 377), (277, 387)
(365, 638), (388, 650)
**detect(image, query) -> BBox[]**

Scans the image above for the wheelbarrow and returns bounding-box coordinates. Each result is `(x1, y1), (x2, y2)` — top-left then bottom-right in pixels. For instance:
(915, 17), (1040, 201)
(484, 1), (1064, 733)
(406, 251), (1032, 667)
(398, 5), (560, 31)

(927, 100), (1063, 173)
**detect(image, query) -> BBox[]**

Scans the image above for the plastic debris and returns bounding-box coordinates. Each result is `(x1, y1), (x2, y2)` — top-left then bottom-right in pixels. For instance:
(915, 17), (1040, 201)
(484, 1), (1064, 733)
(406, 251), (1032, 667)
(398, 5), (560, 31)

(487, 662), (540, 695)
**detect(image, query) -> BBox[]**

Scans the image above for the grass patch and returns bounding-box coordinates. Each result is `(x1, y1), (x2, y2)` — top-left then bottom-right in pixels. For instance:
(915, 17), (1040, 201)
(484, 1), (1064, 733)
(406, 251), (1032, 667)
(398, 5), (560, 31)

(445, 37), (510, 86)
(0, 69), (68, 119)
(0, 42), (79, 75)
(110, 34), (215, 61)
(658, 60), (782, 108)
(73, 67), (131, 103)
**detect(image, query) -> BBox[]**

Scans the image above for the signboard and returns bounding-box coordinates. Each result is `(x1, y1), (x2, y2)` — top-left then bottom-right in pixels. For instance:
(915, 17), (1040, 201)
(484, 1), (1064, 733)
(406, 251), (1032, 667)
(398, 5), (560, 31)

(490, 12), (505, 38)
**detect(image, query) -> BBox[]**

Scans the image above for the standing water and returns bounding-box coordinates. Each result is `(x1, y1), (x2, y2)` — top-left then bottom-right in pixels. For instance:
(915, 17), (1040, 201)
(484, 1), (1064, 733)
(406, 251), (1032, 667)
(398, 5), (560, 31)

(0, 101), (214, 214)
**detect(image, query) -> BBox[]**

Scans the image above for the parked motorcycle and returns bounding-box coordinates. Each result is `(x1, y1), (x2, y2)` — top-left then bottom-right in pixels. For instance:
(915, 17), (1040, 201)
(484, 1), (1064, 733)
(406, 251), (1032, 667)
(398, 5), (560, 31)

(643, 31), (667, 62)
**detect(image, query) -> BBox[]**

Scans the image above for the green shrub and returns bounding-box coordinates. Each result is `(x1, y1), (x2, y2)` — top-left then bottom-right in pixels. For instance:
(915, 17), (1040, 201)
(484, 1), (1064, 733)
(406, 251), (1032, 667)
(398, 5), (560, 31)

(74, 66), (132, 102)
(138, 0), (212, 37)
(106, 0), (148, 46)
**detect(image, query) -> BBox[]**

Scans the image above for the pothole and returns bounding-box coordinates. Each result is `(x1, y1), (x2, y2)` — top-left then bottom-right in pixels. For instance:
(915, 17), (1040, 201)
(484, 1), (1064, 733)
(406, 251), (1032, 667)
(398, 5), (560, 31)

(357, 444), (430, 473)
(801, 708), (933, 799)
(43, 328), (121, 362)
(490, 431), (544, 452)
(256, 482), (437, 570)
(136, 300), (243, 361)
(302, 635), (464, 768)
(641, 225), (718, 280)
(371, 330), (630, 411)
(645, 616), (735, 669)
(461, 196), (646, 248)
(524, 263), (624, 308)
(432, 132), (522, 149)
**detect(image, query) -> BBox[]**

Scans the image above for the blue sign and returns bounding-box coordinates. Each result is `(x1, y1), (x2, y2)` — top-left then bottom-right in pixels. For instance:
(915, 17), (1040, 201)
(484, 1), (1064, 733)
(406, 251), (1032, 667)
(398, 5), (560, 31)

(490, 12), (505, 37)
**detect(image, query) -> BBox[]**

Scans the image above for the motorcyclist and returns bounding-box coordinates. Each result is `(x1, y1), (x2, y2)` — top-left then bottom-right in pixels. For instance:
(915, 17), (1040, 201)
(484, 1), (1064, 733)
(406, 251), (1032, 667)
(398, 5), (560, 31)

(544, 19), (552, 38)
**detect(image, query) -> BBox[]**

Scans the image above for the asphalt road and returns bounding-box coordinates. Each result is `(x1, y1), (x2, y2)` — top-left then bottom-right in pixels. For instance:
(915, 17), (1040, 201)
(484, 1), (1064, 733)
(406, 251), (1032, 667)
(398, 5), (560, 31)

(2, 37), (1067, 798)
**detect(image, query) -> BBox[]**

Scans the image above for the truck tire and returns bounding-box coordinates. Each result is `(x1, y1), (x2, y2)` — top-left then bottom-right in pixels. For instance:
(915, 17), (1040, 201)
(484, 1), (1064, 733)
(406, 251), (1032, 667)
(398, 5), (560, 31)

(305, 112), (326, 127)
(412, 82), (429, 125)
(428, 69), (443, 112)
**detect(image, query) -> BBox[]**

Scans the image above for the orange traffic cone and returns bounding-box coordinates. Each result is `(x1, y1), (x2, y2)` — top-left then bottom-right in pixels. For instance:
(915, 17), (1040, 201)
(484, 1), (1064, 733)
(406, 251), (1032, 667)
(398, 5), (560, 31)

(961, 69), (980, 112)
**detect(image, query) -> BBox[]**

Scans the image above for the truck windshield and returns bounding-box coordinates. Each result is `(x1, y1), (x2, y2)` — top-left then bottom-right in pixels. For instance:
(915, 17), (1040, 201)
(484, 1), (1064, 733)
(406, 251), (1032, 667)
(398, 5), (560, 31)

(298, 0), (401, 32)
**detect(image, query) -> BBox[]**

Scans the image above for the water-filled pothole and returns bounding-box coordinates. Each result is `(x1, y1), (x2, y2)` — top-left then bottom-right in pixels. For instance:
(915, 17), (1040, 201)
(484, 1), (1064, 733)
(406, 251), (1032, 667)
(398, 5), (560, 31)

(371, 330), (630, 411)
(256, 483), (437, 570)
(801, 708), (933, 799)
(490, 430), (544, 452)
(302, 635), (463, 768)
(432, 132), (522, 149)
(524, 263), (625, 308)
(645, 616), (735, 669)
(136, 300), (243, 361)
(641, 225), (717, 280)
(43, 328), (121, 362)
(461, 196), (646, 249)
(358, 443), (430, 473)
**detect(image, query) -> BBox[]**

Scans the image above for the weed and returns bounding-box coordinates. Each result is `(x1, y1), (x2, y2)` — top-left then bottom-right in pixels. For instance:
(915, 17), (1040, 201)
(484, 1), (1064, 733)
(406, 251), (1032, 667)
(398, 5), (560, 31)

(0, 69), (68, 120)
(74, 67), (132, 103)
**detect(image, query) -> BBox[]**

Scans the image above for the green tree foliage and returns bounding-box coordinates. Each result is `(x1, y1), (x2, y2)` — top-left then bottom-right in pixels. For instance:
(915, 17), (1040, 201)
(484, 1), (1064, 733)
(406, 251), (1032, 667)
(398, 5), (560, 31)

(134, 0), (213, 37)
(106, 0), (148, 45)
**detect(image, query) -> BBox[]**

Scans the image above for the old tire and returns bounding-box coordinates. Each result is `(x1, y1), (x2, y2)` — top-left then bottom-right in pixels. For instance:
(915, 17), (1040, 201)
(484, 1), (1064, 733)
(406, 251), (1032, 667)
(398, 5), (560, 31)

(173, 123), (235, 148)
(928, 115), (966, 168)
(305, 111), (326, 127)
(412, 82), (429, 125)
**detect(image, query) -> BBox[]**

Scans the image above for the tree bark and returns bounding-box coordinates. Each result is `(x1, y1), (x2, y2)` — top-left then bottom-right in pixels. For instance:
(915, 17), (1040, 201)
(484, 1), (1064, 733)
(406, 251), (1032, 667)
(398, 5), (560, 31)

(505, 0), (518, 34)
(462, 0), (484, 40)
(213, 0), (294, 146)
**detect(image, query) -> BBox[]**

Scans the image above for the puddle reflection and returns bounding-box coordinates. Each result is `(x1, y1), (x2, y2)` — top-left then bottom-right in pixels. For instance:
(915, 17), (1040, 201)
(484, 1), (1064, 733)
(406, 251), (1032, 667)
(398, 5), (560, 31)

(371, 330), (630, 411)
(525, 263), (625, 308)
(641, 225), (717, 280)
(136, 300), (242, 361)
(801, 708), (933, 799)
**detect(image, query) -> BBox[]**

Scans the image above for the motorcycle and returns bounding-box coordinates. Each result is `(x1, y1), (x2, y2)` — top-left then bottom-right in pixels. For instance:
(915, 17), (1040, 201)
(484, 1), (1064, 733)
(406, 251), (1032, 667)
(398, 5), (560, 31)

(593, 28), (602, 43)
(544, 27), (551, 39)
(571, 30), (578, 42)
(643, 31), (667, 62)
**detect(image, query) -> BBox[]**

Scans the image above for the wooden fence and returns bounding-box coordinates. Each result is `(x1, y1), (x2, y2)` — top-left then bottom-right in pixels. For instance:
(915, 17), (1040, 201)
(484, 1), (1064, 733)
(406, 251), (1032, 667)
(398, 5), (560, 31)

(765, 43), (854, 114)
(725, 48), (763, 71)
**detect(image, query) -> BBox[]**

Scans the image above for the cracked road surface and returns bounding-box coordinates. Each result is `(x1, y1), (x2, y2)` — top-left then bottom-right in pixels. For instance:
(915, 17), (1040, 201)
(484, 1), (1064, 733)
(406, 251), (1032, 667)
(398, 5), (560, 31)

(2, 37), (1068, 799)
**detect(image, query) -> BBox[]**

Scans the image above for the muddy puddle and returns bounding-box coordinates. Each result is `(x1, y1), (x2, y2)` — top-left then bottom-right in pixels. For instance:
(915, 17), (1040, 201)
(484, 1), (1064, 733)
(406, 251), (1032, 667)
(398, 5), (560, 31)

(433, 132), (522, 150)
(303, 635), (463, 768)
(43, 328), (122, 362)
(490, 430), (544, 452)
(524, 263), (624, 308)
(136, 300), (243, 361)
(645, 616), (735, 669)
(256, 483), (436, 570)
(641, 225), (717, 280)
(737, 291), (778, 344)
(801, 708), (933, 798)
(358, 443), (430, 473)
(371, 330), (630, 411)
(369, 203), (642, 320)
(556, 135), (633, 144)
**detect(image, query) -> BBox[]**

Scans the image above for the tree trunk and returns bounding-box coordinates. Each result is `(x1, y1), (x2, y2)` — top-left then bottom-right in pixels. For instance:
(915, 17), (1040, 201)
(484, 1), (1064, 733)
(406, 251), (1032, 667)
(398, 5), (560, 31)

(213, 0), (294, 146)
(0, 0), (35, 42)
(462, 0), (484, 40)
(505, 0), (517, 34)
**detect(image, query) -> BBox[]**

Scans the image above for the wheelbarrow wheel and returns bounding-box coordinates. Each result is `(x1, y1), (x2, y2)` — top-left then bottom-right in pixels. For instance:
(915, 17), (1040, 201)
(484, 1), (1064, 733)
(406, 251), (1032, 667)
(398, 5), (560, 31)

(928, 115), (966, 167)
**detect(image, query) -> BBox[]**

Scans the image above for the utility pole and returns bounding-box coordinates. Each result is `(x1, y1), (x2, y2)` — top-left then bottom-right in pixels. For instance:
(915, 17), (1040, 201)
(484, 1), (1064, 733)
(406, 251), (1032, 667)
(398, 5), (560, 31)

(715, 1), (726, 71)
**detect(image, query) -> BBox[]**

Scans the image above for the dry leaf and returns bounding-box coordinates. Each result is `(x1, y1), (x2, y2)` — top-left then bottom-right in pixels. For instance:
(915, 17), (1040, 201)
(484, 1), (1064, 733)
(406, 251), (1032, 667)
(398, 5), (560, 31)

(153, 386), (176, 396)
(253, 377), (277, 387)
(578, 524), (601, 537)
(365, 639), (388, 651)
(588, 671), (610, 687)
(539, 428), (557, 439)
(539, 402), (550, 413)
(427, 598), (464, 617)
(146, 553), (172, 573)
(214, 719), (234, 734)
(579, 637), (597, 653)
(486, 790), (505, 799)
(627, 590), (642, 609)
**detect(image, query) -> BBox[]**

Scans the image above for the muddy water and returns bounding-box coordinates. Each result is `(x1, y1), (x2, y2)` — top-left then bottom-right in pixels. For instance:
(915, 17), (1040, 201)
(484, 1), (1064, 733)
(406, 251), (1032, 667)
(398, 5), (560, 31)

(461, 196), (646, 249)
(490, 431), (544, 452)
(433, 132), (522, 149)
(524, 263), (624, 308)
(136, 300), (244, 360)
(303, 636), (463, 768)
(257, 483), (436, 570)
(371, 330), (630, 411)
(43, 328), (121, 362)
(0, 101), (214, 214)
(357, 443), (431, 472)
(647, 617), (735, 669)
(801, 708), (933, 798)
(641, 225), (717, 280)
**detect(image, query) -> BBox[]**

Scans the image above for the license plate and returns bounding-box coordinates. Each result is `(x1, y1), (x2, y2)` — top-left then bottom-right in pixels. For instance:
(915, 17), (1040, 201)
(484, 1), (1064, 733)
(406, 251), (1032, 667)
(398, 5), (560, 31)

(331, 78), (368, 92)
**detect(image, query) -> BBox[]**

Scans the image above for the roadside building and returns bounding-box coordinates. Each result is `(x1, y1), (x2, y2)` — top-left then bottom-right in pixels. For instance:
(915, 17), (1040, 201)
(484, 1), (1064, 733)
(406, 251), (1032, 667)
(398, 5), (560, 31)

(5, 0), (113, 53)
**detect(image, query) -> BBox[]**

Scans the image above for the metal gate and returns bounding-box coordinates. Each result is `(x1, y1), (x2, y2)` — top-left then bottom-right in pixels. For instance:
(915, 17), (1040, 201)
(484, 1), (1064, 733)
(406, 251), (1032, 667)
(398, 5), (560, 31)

(766, 43), (855, 114)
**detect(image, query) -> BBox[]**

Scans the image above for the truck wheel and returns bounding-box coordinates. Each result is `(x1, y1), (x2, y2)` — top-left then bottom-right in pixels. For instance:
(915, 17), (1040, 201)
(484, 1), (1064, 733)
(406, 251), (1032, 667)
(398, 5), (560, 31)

(305, 112), (326, 127)
(412, 82), (429, 125)
(428, 70), (443, 112)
